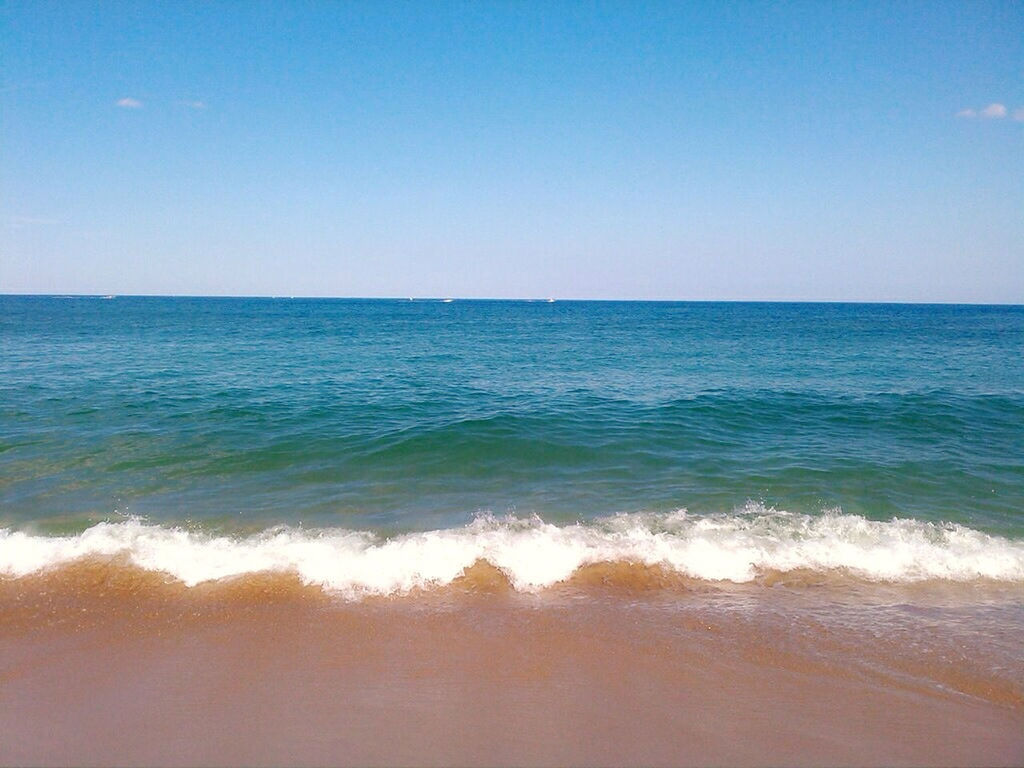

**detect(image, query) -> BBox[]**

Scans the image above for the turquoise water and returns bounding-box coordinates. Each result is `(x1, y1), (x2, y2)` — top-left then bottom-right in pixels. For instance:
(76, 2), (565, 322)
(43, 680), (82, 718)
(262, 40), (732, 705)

(3, 296), (1021, 541)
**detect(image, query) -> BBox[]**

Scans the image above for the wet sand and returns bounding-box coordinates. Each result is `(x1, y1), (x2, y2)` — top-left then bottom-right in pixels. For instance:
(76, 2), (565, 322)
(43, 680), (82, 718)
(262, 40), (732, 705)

(1, 562), (1022, 766)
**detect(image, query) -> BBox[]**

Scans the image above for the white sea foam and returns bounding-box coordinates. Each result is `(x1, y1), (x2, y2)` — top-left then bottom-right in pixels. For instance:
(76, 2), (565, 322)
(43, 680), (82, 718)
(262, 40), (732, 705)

(2, 506), (1023, 596)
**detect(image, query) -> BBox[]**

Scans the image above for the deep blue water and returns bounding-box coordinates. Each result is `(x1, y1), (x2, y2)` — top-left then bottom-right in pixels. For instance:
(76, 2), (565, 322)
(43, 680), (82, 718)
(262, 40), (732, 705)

(2, 296), (1022, 537)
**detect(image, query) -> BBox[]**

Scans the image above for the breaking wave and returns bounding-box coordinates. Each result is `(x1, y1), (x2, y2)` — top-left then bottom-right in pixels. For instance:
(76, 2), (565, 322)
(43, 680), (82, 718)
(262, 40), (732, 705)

(2, 506), (1023, 597)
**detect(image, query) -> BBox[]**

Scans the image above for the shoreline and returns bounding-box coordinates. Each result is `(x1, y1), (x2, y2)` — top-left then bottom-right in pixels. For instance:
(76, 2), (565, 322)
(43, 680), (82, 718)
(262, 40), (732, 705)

(3, 566), (1022, 766)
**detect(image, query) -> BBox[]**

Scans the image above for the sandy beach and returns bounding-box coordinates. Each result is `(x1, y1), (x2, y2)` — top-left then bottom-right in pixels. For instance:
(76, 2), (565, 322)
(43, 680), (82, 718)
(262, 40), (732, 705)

(2, 561), (1021, 767)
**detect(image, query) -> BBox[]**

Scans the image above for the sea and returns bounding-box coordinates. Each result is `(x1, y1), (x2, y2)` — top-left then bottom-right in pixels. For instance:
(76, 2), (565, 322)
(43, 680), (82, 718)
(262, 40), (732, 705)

(2, 295), (1022, 765)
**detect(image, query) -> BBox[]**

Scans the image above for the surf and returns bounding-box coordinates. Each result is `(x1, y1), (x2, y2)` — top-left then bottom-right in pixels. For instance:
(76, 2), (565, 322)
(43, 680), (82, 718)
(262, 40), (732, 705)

(4, 506), (1023, 597)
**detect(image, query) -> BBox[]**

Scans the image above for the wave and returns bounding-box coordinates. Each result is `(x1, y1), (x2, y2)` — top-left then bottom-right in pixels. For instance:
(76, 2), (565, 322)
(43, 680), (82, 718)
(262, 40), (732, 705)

(2, 506), (1023, 597)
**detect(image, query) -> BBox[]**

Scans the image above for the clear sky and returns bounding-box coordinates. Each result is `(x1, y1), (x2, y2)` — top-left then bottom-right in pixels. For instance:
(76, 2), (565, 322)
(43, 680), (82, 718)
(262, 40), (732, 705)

(2, 1), (1022, 301)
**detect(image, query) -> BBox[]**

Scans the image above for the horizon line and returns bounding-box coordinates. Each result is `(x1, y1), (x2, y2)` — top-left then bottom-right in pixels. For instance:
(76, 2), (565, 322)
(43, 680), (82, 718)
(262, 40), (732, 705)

(2, 292), (1022, 307)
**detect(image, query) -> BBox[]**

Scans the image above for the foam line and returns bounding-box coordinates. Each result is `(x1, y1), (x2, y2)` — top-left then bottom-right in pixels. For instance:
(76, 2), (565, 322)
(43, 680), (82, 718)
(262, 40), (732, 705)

(2, 506), (1023, 596)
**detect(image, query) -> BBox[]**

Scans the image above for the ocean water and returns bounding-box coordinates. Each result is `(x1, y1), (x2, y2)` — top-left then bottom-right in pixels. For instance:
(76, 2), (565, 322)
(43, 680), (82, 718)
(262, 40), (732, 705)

(1, 295), (1023, 593)
(4, 296), (1024, 765)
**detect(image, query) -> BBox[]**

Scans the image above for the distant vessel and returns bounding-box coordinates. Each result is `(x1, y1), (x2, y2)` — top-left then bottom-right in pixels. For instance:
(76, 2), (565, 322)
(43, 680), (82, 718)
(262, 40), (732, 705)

(442, 298), (453, 303)
(547, 298), (555, 303)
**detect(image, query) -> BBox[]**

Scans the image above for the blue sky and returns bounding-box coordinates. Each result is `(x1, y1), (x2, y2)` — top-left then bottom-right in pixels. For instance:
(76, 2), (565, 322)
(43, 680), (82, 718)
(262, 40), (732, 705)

(2, 1), (1022, 301)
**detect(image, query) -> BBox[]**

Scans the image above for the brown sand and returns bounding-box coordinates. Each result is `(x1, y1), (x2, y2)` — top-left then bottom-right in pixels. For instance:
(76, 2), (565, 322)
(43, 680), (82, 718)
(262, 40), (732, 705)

(1, 562), (1021, 766)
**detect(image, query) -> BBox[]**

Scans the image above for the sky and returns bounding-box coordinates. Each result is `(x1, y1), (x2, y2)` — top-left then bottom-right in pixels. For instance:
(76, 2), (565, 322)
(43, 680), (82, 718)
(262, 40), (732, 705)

(2, 0), (1022, 302)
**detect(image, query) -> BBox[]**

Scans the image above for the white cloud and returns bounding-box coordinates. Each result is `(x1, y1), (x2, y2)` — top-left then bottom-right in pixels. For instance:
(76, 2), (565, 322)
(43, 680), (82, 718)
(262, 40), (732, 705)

(5, 215), (60, 228)
(955, 108), (976, 118)
(0, 81), (46, 94)
(1013, 108), (1024, 122)
(116, 97), (142, 109)
(980, 103), (1007, 118)
(182, 100), (206, 109)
